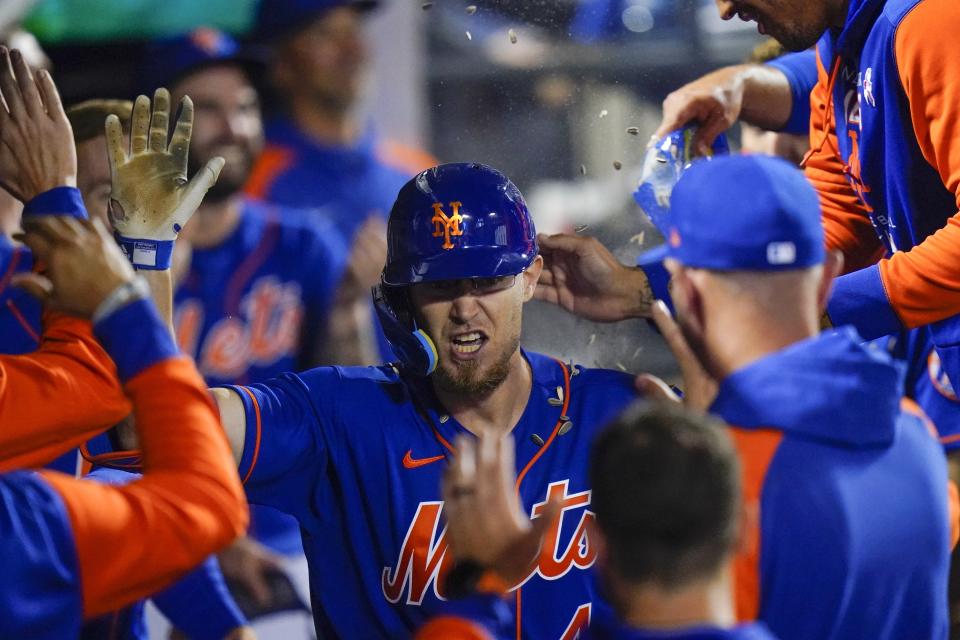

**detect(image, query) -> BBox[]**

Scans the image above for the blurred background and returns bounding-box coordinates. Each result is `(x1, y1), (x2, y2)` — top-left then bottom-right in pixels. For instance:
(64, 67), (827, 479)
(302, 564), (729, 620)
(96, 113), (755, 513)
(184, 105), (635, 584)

(3, 0), (763, 377)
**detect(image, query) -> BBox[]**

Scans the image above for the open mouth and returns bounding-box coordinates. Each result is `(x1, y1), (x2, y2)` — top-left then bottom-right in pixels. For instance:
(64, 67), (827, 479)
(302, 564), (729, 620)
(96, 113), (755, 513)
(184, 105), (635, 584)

(450, 331), (488, 357)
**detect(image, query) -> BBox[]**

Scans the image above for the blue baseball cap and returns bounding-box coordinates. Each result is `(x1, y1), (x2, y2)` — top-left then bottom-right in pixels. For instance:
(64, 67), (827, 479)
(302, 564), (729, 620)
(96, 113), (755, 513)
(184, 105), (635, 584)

(139, 28), (265, 96)
(638, 155), (825, 271)
(253, 0), (381, 43)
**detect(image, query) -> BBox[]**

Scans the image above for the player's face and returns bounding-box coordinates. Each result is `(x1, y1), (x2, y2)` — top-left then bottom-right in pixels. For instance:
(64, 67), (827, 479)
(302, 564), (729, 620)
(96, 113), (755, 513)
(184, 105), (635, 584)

(172, 65), (263, 203)
(411, 258), (543, 397)
(273, 7), (369, 113)
(715, 0), (843, 51)
(76, 137), (113, 228)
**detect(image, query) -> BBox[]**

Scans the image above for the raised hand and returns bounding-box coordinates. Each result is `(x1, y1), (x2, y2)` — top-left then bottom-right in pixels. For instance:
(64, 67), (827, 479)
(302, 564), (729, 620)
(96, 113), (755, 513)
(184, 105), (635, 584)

(107, 88), (223, 268)
(13, 216), (136, 318)
(443, 432), (560, 586)
(0, 47), (76, 202)
(534, 232), (653, 322)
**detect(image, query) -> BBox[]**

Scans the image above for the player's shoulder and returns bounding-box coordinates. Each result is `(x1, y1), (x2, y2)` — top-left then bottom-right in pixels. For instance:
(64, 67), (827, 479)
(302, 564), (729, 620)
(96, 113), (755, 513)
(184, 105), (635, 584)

(525, 350), (637, 399)
(295, 362), (406, 396)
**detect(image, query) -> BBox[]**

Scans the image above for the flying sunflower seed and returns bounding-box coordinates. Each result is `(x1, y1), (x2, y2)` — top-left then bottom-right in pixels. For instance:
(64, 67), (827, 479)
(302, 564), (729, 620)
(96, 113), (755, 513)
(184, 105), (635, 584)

(579, 164), (587, 176)
(558, 420), (574, 436)
(508, 28), (518, 44)
(575, 224), (589, 233)
(613, 160), (622, 170)
(439, 414), (449, 423)
(616, 362), (627, 372)
(599, 109), (608, 118)
(548, 397), (563, 406)
(465, 30), (472, 40)
(531, 433), (545, 447)
(466, 4), (477, 14)
(421, 1), (433, 9)
(626, 126), (640, 135)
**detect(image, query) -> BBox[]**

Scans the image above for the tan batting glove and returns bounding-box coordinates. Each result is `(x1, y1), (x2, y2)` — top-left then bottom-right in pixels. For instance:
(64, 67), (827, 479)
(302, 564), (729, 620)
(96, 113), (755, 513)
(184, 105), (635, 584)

(107, 88), (224, 269)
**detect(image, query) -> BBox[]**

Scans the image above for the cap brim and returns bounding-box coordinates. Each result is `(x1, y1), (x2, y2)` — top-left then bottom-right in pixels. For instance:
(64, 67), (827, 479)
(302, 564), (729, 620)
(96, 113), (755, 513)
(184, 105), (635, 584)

(636, 244), (669, 267)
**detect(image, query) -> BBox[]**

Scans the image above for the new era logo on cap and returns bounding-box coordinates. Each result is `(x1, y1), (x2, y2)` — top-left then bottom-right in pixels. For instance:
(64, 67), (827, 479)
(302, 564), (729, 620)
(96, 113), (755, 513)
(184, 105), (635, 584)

(766, 241), (797, 265)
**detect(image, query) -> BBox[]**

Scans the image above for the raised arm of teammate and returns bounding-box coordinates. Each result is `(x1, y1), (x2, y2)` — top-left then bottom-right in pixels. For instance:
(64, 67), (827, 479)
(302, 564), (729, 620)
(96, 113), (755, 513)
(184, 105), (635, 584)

(4, 216), (247, 628)
(0, 46), (131, 470)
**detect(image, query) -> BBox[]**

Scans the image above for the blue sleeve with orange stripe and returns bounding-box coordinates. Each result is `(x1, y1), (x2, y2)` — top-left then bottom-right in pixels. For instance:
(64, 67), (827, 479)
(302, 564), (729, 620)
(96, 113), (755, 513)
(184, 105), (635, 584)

(766, 50), (817, 135)
(222, 367), (338, 520)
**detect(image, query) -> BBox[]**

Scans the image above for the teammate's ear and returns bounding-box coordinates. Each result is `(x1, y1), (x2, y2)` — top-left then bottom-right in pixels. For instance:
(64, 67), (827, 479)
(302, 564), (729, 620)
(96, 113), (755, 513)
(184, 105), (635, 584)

(522, 255), (544, 302)
(816, 250), (844, 314)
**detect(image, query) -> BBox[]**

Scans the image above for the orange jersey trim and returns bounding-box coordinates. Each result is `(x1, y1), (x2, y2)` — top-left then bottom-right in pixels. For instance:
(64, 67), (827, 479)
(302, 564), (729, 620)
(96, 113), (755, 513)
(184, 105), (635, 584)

(245, 146), (296, 200)
(416, 616), (495, 640)
(376, 139), (439, 177)
(728, 427), (785, 622)
(238, 385), (263, 485)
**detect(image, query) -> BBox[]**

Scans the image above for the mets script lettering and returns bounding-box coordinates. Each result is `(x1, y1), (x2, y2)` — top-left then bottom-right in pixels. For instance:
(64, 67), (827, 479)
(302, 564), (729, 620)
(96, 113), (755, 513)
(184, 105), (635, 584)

(381, 480), (596, 606)
(175, 277), (304, 380)
(431, 201), (464, 250)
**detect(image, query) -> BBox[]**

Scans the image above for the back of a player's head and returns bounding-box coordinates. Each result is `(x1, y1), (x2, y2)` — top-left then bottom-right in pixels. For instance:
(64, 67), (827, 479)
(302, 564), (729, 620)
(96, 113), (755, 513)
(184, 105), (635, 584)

(67, 99), (133, 144)
(589, 402), (740, 590)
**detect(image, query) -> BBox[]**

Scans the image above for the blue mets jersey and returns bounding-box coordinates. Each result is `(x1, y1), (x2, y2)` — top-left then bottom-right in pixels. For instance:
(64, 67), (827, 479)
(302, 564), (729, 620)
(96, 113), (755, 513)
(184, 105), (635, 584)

(223, 350), (637, 638)
(174, 198), (347, 556)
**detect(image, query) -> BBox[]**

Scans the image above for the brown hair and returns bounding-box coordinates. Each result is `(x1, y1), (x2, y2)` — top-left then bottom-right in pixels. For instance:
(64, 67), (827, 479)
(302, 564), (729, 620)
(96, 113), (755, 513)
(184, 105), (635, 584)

(66, 99), (133, 144)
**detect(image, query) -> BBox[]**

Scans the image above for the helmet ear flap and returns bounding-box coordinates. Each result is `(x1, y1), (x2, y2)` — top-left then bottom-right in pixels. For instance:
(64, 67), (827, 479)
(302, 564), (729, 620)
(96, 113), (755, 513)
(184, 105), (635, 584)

(372, 280), (438, 376)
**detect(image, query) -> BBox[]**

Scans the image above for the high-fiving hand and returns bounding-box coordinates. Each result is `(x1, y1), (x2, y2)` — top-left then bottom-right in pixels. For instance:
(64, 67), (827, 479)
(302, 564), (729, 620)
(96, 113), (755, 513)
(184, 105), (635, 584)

(107, 88), (223, 268)
(0, 47), (76, 202)
(443, 432), (560, 586)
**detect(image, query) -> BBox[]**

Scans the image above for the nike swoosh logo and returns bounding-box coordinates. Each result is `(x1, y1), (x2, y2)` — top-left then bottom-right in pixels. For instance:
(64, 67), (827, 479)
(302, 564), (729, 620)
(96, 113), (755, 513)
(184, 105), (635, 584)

(403, 450), (445, 469)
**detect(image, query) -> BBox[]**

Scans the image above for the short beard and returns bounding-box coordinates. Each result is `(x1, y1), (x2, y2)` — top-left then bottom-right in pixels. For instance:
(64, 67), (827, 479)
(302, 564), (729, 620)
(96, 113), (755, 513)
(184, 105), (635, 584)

(188, 153), (251, 204)
(432, 334), (519, 398)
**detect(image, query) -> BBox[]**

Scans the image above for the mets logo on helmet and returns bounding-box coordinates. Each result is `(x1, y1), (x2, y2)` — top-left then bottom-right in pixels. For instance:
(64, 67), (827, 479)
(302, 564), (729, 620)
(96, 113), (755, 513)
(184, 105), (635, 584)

(431, 202), (464, 250)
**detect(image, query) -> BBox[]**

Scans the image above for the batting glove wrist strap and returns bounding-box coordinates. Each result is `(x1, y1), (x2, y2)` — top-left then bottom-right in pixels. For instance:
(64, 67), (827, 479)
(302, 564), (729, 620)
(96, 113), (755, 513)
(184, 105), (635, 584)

(23, 186), (88, 219)
(115, 234), (175, 270)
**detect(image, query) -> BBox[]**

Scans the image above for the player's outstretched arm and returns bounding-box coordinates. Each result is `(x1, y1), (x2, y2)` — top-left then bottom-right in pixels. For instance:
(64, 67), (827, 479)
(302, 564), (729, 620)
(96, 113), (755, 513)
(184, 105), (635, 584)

(534, 232), (653, 322)
(24, 216), (247, 617)
(656, 63), (794, 155)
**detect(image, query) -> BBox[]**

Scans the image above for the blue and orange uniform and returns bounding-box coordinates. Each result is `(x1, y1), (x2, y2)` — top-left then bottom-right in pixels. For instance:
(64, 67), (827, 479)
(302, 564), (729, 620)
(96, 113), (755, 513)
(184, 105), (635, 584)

(173, 198), (347, 558)
(713, 328), (953, 638)
(415, 588), (778, 639)
(222, 351), (636, 638)
(0, 187), (129, 473)
(788, 0), (960, 393)
(766, 45), (960, 449)
(81, 467), (248, 640)
(0, 296), (247, 637)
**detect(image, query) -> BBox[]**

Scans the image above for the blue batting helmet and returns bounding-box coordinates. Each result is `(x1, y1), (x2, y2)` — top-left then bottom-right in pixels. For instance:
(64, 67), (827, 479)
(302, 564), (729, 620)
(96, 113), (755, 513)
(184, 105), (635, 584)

(373, 163), (538, 376)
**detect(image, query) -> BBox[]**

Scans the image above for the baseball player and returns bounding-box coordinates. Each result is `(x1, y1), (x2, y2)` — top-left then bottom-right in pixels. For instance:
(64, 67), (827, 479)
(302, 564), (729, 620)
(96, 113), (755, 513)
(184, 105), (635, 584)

(64, 90), (258, 639)
(657, 0), (960, 402)
(646, 41), (960, 457)
(547, 154), (956, 638)
(0, 46), (131, 471)
(2, 214), (247, 638)
(418, 404), (777, 640)
(210, 162), (639, 638)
